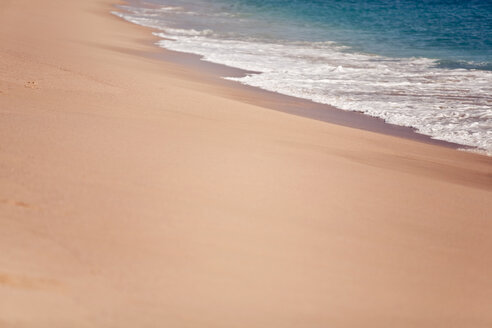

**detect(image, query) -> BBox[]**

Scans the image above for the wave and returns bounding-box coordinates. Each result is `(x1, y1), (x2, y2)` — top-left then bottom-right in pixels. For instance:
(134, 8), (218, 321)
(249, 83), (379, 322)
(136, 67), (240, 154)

(435, 60), (492, 71)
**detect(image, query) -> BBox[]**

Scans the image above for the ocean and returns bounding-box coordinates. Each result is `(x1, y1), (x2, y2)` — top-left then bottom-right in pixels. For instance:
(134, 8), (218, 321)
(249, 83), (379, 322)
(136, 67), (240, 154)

(114, 0), (492, 154)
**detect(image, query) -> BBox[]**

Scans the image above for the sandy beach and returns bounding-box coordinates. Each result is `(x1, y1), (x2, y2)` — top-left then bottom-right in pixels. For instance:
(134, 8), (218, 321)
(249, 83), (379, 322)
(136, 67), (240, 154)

(1, 0), (491, 327)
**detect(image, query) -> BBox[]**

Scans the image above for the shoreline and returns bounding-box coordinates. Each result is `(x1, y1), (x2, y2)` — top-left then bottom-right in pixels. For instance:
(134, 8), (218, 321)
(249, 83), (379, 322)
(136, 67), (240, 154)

(113, 2), (489, 156)
(1, 0), (491, 327)
(116, 4), (474, 154)
(144, 45), (470, 151)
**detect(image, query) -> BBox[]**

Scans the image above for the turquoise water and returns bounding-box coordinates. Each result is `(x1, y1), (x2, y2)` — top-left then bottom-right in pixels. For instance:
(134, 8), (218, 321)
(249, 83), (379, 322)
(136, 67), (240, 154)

(115, 0), (492, 153)
(140, 0), (492, 67)
(214, 0), (492, 68)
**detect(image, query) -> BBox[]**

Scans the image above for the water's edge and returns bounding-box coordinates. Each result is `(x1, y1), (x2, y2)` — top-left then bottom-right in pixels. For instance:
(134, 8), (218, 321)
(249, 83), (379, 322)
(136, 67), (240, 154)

(112, 3), (486, 156)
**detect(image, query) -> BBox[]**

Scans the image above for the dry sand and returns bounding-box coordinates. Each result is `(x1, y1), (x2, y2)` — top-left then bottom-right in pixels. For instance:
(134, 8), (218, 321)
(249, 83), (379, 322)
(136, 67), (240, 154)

(1, 0), (491, 327)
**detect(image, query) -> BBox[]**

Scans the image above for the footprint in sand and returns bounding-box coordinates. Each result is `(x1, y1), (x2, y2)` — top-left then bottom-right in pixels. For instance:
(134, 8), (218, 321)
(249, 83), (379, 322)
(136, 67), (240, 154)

(24, 81), (38, 89)
(0, 198), (32, 209)
(0, 272), (61, 291)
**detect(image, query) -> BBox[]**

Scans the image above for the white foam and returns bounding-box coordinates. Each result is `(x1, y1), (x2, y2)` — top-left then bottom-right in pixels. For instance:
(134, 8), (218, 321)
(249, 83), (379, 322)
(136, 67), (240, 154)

(154, 29), (214, 37)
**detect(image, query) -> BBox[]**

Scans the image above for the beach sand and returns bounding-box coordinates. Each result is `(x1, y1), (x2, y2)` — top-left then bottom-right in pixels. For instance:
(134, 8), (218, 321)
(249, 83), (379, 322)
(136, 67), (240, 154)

(1, 0), (491, 327)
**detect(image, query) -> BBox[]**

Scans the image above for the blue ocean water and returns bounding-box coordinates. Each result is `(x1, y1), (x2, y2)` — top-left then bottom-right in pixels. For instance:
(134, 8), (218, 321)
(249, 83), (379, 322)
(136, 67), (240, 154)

(114, 0), (492, 153)
(213, 0), (492, 67)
